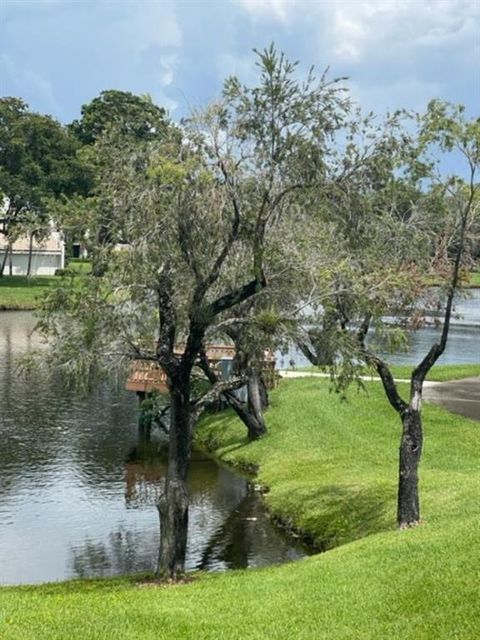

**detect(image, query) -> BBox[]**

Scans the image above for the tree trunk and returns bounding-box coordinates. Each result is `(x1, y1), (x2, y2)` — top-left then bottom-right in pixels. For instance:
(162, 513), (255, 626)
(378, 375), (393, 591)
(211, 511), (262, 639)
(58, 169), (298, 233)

(245, 367), (267, 440)
(397, 408), (423, 528)
(156, 382), (191, 580)
(26, 233), (34, 277)
(258, 373), (269, 410)
(228, 394), (266, 442)
(8, 244), (13, 276)
(0, 242), (10, 277)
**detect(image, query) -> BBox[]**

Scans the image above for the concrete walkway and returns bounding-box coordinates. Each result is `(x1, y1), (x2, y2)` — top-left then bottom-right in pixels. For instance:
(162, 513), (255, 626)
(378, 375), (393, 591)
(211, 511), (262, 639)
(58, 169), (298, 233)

(278, 370), (438, 387)
(279, 370), (480, 422)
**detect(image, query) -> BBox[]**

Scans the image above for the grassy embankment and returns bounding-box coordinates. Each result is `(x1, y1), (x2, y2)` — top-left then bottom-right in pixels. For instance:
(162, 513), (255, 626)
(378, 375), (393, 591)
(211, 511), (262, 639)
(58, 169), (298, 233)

(0, 260), (91, 310)
(294, 363), (480, 382)
(0, 376), (478, 640)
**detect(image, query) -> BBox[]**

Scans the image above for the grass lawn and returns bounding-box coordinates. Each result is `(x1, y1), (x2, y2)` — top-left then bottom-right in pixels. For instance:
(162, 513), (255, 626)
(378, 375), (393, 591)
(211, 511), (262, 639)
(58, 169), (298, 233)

(0, 379), (478, 639)
(0, 275), (58, 310)
(386, 363), (480, 381)
(295, 362), (480, 382)
(66, 259), (92, 275)
(0, 262), (91, 310)
(467, 270), (480, 287)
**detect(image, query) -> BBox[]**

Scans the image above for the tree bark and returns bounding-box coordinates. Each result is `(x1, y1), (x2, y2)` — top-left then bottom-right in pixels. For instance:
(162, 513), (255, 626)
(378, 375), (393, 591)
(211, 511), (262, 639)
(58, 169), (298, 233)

(0, 242), (10, 277)
(156, 381), (191, 580)
(397, 408), (423, 528)
(226, 390), (266, 441)
(258, 373), (269, 410)
(26, 232), (34, 277)
(246, 367), (267, 440)
(8, 244), (13, 276)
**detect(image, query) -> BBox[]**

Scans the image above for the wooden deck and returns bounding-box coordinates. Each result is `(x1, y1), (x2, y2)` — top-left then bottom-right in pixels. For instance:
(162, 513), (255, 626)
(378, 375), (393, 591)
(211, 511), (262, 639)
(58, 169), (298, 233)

(125, 345), (276, 393)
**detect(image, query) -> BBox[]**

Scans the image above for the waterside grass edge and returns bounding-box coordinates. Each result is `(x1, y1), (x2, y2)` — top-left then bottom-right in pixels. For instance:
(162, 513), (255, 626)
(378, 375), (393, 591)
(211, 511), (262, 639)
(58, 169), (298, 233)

(0, 376), (479, 639)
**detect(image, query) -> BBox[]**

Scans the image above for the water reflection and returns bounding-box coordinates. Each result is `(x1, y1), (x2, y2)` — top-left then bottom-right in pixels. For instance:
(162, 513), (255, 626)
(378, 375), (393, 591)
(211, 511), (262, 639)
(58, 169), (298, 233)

(0, 312), (308, 585)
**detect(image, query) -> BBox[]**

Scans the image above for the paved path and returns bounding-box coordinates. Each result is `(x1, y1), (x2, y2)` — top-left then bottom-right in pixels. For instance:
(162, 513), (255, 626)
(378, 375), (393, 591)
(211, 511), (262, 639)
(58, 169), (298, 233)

(279, 371), (480, 422)
(423, 377), (480, 422)
(278, 370), (438, 387)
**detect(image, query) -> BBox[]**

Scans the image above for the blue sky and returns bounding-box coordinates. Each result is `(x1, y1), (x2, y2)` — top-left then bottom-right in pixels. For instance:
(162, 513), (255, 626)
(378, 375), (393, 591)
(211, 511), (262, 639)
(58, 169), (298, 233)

(0, 0), (478, 124)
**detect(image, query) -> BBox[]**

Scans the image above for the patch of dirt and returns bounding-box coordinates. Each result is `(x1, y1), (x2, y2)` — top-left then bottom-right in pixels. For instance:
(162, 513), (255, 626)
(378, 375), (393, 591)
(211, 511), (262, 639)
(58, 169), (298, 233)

(135, 575), (197, 589)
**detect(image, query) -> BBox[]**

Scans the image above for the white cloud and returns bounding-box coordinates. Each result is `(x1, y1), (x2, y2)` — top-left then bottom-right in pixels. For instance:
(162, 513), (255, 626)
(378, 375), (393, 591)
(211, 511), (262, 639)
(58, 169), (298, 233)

(327, 0), (480, 63)
(237, 0), (480, 64)
(159, 54), (177, 87)
(349, 76), (442, 114)
(237, 0), (295, 22)
(112, 1), (182, 53)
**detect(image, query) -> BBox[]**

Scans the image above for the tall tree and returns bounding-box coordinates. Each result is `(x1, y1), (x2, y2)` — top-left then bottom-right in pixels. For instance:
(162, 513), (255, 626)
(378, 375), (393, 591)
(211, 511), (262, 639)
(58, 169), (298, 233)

(359, 103), (479, 528)
(67, 90), (172, 275)
(37, 46), (350, 580)
(303, 103), (478, 528)
(0, 97), (91, 276)
(70, 90), (169, 145)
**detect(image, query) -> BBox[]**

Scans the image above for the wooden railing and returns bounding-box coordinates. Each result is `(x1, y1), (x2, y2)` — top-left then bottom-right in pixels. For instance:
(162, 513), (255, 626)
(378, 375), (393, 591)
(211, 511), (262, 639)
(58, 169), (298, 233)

(125, 345), (277, 393)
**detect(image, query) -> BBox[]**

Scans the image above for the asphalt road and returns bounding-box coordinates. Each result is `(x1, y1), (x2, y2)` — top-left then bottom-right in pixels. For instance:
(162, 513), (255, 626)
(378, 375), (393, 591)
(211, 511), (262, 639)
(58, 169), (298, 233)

(423, 377), (480, 422)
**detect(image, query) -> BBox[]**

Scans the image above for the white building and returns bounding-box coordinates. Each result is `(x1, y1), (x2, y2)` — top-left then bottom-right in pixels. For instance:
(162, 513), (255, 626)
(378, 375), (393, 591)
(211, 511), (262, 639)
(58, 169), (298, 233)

(0, 230), (65, 276)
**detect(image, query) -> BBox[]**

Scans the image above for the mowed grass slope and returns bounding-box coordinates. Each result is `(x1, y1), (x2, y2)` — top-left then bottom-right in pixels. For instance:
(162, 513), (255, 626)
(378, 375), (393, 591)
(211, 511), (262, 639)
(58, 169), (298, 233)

(197, 379), (479, 549)
(0, 379), (478, 640)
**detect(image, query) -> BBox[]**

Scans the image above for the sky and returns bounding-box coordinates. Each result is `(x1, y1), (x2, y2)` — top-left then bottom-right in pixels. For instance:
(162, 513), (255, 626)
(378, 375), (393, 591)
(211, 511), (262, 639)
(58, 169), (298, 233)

(0, 0), (479, 124)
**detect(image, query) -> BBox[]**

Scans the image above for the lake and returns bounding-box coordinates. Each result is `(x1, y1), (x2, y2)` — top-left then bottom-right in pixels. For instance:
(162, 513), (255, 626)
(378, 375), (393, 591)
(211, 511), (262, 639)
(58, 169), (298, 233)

(277, 289), (480, 369)
(0, 312), (308, 585)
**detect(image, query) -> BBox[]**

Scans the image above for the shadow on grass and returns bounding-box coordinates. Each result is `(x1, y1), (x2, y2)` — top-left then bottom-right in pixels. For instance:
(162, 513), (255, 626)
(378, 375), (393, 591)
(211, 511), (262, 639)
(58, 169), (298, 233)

(197, 409), (250, 452)
(272, 483), (395, 551)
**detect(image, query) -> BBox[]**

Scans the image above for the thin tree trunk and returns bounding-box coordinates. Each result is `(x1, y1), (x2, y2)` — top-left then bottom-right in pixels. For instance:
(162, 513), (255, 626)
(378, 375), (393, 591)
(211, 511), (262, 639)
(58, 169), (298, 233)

(246, 367), (267, 440)
(258, 373), (269, 409)
(8, 245), (13, 276)
(397, 408), (423, 527)
(156, 382), (191, 580)
(0, 242), (10, 277)
(26, 232), (34, 277)
(227, 391), (267, 441)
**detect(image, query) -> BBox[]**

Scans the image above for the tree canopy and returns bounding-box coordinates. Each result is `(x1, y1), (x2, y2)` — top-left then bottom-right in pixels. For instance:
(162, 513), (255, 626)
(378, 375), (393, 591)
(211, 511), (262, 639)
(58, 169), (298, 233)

(70, 90), (170, 145)
(0, 97), (91, 215)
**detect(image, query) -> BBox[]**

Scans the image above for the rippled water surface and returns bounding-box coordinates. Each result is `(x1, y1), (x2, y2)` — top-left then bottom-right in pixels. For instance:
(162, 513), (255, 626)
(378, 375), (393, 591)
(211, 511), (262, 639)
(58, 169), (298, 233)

(0, 312), (308, 585)
(278, 289), (480, 368)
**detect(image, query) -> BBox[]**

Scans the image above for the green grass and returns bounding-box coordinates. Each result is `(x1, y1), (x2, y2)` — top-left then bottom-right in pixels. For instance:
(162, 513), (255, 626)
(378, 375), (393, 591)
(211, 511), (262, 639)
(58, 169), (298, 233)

(294, 363), (480, 382)
(67, 259), (92, 275)
(1, 379), (478, 639)
(0, 262), (91, 310)
(467, 270), (480, 287)
(0, 275), (58, 310)
(429, 268), (480, 287)
(387, 363), (480, 381)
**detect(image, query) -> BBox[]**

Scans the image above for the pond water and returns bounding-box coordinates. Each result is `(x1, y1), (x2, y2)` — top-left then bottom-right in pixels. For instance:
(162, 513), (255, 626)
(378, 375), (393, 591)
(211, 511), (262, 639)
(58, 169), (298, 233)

(0, 312), (308, 586)
(277, 289), (480, 369)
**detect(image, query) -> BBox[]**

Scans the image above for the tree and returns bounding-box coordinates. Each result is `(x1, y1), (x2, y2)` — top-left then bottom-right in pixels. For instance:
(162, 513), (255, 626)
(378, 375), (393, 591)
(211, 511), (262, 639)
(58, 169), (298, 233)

(359, 103), (479, 528)
(70, 90), (169, 146)
(37, 46), (350, 580)
(0, 97), (91, 276)
(292, 109), (421, 372)
(302, 102), (478, 528)
(66, 90), (172, 275)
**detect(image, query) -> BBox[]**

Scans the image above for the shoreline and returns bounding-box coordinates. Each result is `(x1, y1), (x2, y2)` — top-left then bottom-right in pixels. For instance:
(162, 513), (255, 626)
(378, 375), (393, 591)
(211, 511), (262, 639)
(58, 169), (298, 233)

(1, 378), (478, 639)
